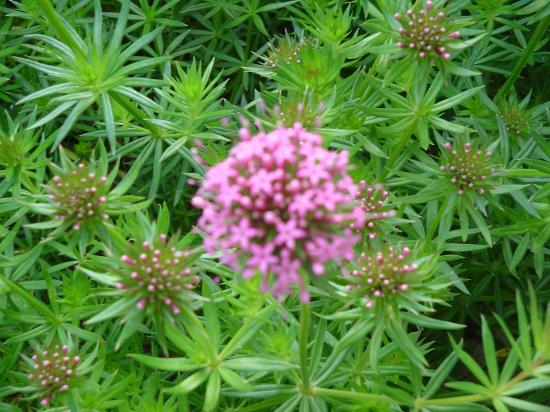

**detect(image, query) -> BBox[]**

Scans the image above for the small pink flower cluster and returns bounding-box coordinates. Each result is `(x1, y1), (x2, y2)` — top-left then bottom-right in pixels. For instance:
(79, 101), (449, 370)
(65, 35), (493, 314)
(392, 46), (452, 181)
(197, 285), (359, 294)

(192, 123), (365, 301)
(346, 245), (417, 309)
(502, 106), (530, 137)
(354, 181), (396, 239)
(440, 142), (495, 195)
(395, 1), (459, 60)
(273, 101), (323, 129)
(27, 344), (79, 406)
(117, 234), (200, 315)
(47, 163), (109, 230)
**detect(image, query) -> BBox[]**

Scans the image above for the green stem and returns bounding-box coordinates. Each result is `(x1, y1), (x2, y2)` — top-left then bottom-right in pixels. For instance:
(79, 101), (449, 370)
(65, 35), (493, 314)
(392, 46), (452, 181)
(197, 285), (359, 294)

(35, 0), (84, 59)
(0, 274), (60, 324)
(218, 315), (257, 359)
(299, 302), (312, 394)
(381, 131), (413, 179)
(110, 92), (162, 139)
(496, 16), (550, 101)
(180, 306), (217, 361)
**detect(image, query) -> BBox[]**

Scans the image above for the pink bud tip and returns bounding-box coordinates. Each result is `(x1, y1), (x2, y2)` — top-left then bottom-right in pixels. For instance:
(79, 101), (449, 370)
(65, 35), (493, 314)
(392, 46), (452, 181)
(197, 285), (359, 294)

(442, 52), (451, 59)
(171, 304), (181, 315)
(73, 356), (79, 364)
(426, 1), (433, 9)
(136, 299), (146, 310)
(41, 398), (49, 406)
(419, 51), (426, 58)
(60, 384), (69, 392)
(479, 188), (485, 194)
(458, 189), (464, 195)
(394, 13), (400, 20)
(191, 197), (205, 208)
(449, 31), (460, 39)
(121, 255), (135, 265)
(312, 262), (324, 275)
(406, 9), (413, 16)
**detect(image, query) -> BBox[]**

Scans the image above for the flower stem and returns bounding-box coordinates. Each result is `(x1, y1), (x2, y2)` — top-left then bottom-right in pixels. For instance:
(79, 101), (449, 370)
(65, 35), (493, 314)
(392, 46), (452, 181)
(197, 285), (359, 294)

(36, 0), (84, 58)
(299, 301), (312, 394)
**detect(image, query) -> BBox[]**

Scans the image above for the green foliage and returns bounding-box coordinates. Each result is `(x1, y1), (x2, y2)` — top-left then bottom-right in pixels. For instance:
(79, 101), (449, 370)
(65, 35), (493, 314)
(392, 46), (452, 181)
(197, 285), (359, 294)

(0, 0), (549, 410)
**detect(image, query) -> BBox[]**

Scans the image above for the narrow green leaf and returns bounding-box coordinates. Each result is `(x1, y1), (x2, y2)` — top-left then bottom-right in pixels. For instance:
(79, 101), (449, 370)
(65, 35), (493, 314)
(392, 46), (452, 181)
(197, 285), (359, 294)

(222, 357), (298, 372)
(129, 354), (202, 372)
(481, 316), (498, 383)
(164, 369), (209, 394)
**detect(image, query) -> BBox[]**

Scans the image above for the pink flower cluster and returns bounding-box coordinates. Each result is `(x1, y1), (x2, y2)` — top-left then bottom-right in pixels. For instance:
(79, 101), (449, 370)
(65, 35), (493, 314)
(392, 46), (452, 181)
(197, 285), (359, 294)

(47, 163), (109, 230)
(440, 142), (495, 195)
(192, 123), (365, 301)
(353, 181), (396, 239)
(117, 234), (200, 315)
(27, 344), (79, 406)
(346, 245), (417, 309)
(395, 1), (459, 60)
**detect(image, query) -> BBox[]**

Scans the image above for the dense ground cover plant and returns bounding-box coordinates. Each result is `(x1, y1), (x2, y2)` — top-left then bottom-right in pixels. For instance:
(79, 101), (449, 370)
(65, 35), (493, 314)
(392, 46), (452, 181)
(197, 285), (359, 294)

(0, 0), (549, 411)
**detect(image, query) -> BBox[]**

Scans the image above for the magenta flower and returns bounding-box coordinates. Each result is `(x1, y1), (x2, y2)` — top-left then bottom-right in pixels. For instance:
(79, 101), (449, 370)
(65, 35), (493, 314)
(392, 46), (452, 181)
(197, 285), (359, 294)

(47, 163), (109, 230)
(27, 344), (80, 406)
(192, 123), (365, 301)
(352, 181), (396, 239)
(345, 244), (418, 309)
(117, 234), (201, 315)
(394, 1), (460, 61)
(439, 141), (496, 195)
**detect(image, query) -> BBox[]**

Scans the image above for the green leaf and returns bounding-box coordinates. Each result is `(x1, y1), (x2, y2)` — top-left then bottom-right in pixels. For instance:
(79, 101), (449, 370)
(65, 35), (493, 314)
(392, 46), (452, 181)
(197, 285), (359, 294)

(78, 267), (119, 287)
(203, 369), (220, 412)
(219, 367), (253, 391)
(481, 316), (498, 383)
(202, 280), (220, 351)
(387, 319), (427, 367)
(424, 352), (458, 398)
(85, 297), (138, 324)
(401, 312), (464, 330)
(433, 86), (484, 112)
(129, 354), (203, 371)
(501, 397), (550, 412)
(164, 369), (210, 394)
(451, 338), (492, 387)
(464, 202), (492, 246)
(222, 357), (298, 372)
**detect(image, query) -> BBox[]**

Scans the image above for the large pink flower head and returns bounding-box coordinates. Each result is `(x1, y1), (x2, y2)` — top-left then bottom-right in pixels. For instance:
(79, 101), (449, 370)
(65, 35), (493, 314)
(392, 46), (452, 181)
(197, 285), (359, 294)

(192, 122), (365, 301)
